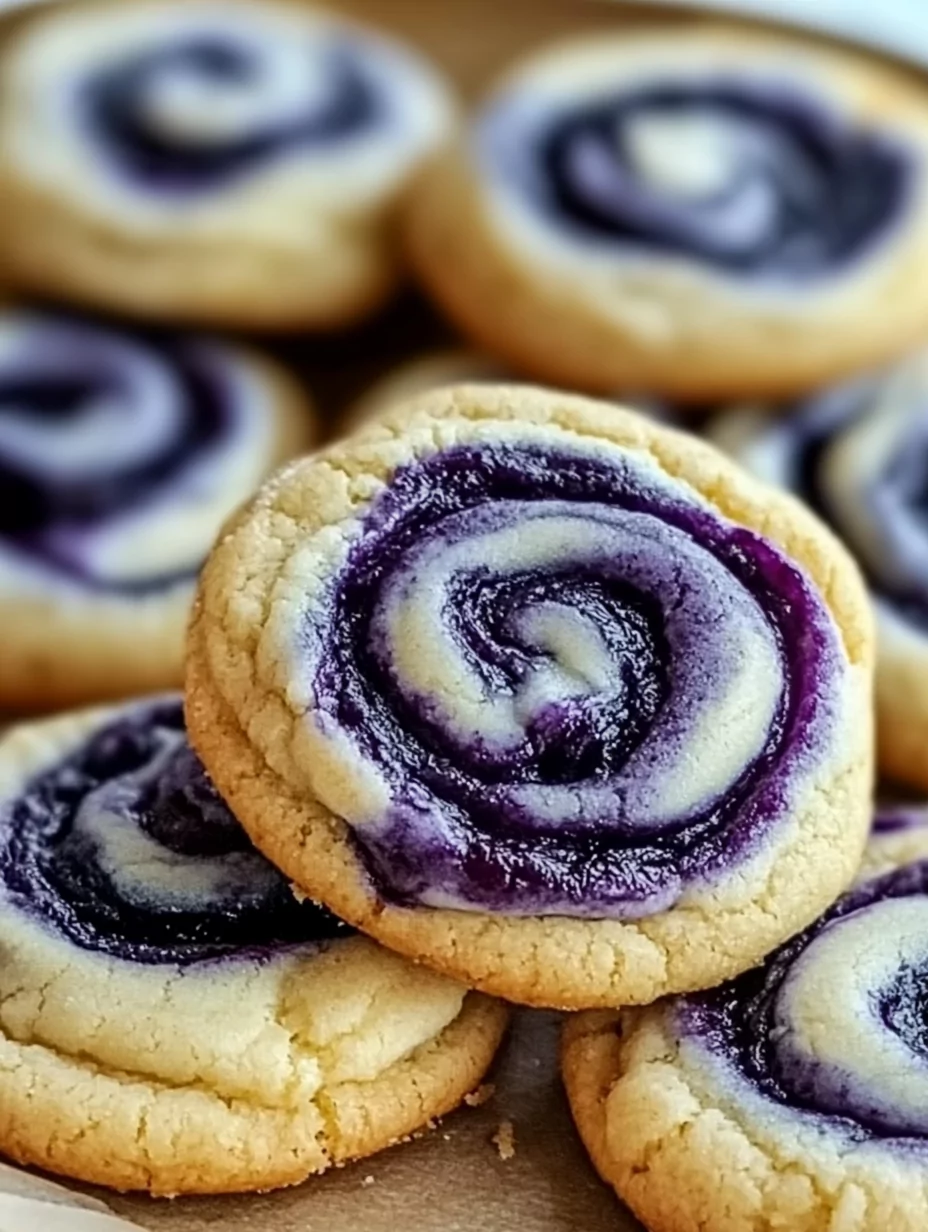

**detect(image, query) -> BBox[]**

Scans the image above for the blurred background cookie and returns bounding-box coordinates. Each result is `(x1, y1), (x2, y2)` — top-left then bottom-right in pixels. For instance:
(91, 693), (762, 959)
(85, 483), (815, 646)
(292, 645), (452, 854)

(0, 0), (454, 330)
(863, 801), (928, 877)
(0, 310), (315, 711)
(0, 696), (508, 1194)
(710, 352), (928, 791)
(341, 348), (507, 432)
(338, 348), (683, 438)
(405, 26), (928, 400)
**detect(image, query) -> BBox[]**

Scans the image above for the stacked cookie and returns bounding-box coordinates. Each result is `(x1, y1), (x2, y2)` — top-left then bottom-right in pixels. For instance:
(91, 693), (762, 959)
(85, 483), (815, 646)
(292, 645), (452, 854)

(0, 3), (928, 1229)
(561, 803), (928, 1232)
(338, 28), (928, 1231)
(186, 380), (911, 1230)
(0, 694), (508, 1194)
(0, 0), (511, 1202)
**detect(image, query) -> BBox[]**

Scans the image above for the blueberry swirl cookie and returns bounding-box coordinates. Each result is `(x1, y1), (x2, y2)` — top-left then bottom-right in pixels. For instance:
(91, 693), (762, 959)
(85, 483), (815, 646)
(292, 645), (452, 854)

(0, 696), (507, 1195)
(0, 0), (453, 330)
(405, 28), (928, 402)
(711, 352), (928, 790)
(562, 813), (928, 1232)
(186, 384), (873, 1009)
(0, 310), (314, 711)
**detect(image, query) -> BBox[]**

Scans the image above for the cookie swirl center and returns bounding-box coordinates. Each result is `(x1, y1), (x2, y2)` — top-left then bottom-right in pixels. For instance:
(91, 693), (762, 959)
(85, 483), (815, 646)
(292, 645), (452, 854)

(80, 23), (380, 191)
(70, 733), (282, 912)
(0, 316), (245, 593)
(368, 499), (782, 827)
(483, 78), (910, 277)
(300, 440), (843, 918)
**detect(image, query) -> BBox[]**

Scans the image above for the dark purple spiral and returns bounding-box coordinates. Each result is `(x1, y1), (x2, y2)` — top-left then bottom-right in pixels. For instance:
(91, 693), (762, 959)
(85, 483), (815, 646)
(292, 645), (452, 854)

(60, 5), (446, 198)
(0, 698), (349, 965)
(479, 77), (911, 278)
(714, 363), (928, 629)
(0, 313), (246, 593)
(80, 37), (378, 193)
(676, 853), (928, 1140)
(301, 439), (846, 919)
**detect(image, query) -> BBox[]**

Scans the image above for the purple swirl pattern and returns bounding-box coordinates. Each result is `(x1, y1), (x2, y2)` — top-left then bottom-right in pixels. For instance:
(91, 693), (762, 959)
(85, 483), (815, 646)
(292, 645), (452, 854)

(0, 312), (279, 594)
(0, 697), (347, 966)
(478, 71), (912, 281)
(676, 845), (928, 1142)
(298, 437), (848, 919)
(712, 357), (928, 631)
(44, 1), (449, 199)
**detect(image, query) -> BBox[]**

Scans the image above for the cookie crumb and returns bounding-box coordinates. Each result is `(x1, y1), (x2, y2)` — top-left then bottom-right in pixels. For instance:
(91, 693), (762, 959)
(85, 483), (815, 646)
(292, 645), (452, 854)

(362, 1175), (375, 1186)
(492, 1120), (515, 1161)
(464, 1082), (496, 1108)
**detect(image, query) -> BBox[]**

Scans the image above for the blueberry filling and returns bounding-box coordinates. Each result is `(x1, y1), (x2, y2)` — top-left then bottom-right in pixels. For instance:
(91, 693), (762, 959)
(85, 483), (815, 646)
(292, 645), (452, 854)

(881, 963), (928, 1059)
(481, 79), (910, 277)
(440, 572), (670, 783)
(80, 36), (379, 192)
(679, 859), (928, 1141)
(0, 699), (349, 964)
(304, 442), (842, 917)
(0, 319), (236, 593)
(756, 375), (928, 629)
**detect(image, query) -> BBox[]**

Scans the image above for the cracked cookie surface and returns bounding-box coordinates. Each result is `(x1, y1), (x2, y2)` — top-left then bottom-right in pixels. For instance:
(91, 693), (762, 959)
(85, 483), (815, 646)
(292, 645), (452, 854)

(562, 817), (928, 1232)
(0, 696), (507, 1195)
(188, 384), (873, 1008)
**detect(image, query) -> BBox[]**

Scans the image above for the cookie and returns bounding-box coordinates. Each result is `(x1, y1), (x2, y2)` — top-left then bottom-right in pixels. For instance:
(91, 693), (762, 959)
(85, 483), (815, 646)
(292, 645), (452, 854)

(341, 351), (682, 440)
(710, 351), (928, 790)
(187, 383), (874, 1009)
(0, 696), (507, 1196)
(861, 801), (928, 878)
(0, 0), (453, 330)
(562, 815), (928, 1232)
(405, 27), (928, 401)
(342, 349), (508, 435)
(0, 309), (314, 711)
